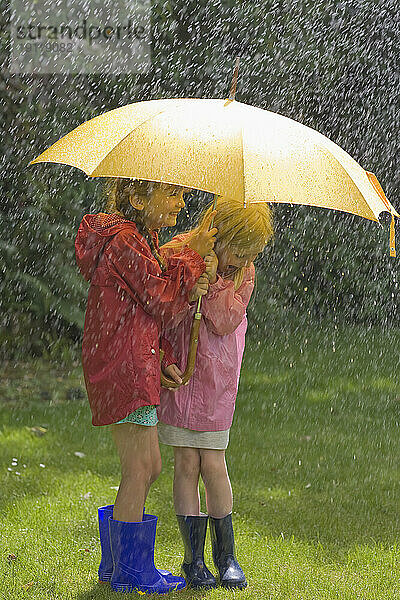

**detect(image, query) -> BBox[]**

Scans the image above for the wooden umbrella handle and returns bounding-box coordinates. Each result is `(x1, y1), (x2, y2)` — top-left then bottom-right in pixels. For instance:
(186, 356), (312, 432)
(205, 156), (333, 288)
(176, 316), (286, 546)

(159, 192), (218, 389)
(160, 311), (202, 389)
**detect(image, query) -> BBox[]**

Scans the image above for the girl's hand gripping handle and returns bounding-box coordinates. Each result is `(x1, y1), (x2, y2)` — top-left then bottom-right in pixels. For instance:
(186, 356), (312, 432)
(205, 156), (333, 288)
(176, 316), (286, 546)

(187, 211), (218, 258)
(160, 314), (202, 389)
(204, 250), (218, 284)
(188, 273), (209, 303)
(162, 364), (183, 389)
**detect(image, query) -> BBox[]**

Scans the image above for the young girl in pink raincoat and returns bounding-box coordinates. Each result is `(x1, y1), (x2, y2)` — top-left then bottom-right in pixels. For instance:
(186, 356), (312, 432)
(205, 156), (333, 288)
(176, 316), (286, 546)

(158, 197), (274, 590)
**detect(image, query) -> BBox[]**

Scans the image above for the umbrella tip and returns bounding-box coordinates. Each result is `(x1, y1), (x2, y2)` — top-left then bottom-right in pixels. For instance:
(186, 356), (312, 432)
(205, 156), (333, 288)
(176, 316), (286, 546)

(227, 56), (240, 101)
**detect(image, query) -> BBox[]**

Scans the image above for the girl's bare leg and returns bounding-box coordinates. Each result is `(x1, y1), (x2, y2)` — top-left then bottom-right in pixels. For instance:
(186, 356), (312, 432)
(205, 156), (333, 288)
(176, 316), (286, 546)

(199, 449), (233, 518)
(173, 447), (201, 515)
(111, 423), (161, 522)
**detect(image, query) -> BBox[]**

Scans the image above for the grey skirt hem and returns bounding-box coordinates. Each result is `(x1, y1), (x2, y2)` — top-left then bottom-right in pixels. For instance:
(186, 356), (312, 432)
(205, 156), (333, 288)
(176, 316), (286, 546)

(158, 422), (230, 450)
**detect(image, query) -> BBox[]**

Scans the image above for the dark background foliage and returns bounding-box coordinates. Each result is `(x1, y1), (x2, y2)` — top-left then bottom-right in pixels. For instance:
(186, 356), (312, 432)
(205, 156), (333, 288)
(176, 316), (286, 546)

(1, 0), (398, 358)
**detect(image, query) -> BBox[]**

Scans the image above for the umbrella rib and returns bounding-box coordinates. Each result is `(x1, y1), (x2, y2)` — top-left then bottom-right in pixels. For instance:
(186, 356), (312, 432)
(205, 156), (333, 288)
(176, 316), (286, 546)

(316, 145), (381, 222)
(91, 107), (170, 177)
(315, 139), (398, 219)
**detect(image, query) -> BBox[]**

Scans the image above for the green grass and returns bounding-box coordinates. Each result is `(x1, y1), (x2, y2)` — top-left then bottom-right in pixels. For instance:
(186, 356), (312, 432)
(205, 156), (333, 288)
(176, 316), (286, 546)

(1, 321), (400, 599)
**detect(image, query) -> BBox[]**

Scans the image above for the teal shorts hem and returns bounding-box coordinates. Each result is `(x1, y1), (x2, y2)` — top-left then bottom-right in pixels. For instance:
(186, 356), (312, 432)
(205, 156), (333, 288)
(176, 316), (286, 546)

(116, 405), (158, 426)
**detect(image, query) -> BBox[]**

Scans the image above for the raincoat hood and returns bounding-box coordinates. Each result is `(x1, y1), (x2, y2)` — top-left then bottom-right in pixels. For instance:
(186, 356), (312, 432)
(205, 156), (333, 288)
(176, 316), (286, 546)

(75, 212), (138, 282)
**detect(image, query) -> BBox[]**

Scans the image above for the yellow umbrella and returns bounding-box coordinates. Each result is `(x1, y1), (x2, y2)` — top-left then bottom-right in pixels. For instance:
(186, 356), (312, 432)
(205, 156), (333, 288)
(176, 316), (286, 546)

(30, 96), (398, 256)
(30, 72), (398, 388)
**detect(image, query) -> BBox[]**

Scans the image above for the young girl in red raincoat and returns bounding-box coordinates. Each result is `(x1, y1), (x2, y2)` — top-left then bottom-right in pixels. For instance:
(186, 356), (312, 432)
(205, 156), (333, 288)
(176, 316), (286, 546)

(158, 196), (274, 590)
(75, 178), (216, 595)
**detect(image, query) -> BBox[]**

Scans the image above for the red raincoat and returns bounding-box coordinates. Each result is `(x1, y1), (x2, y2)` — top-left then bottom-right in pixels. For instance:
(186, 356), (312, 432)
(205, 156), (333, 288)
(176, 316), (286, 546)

(75, 213), (205, 426)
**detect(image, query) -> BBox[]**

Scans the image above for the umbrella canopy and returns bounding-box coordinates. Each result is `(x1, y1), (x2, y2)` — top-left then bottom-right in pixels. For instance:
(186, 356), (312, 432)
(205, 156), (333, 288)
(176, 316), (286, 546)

(30, 97), (398, 227)
(30, 94), (398, 389)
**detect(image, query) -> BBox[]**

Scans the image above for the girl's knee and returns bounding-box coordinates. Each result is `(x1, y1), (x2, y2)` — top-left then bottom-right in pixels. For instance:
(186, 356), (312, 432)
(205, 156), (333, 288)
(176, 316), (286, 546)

(121, 454), (153, 481)
(174, 447), (200, 481)
(200, 450), (227, 480)
(121, 456), (161, 489)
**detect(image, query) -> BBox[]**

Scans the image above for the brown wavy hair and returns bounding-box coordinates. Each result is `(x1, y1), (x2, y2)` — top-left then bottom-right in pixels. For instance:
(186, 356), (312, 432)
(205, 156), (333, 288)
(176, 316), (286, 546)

(104, 178), (166, 271)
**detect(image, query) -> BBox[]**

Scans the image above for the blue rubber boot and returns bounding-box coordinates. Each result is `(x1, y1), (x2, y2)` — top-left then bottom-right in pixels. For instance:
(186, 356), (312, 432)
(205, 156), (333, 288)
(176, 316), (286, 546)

(109, 515), (186, 594)
(97, 505), (181, 586)
(176, 515), (217, 589)
(98, 505), (114, 583)
(209, 514), (247, 589)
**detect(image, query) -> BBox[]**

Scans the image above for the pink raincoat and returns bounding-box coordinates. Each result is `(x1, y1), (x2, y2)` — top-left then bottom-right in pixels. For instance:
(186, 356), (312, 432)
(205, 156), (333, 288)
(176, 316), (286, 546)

(158, 238), (255, 431)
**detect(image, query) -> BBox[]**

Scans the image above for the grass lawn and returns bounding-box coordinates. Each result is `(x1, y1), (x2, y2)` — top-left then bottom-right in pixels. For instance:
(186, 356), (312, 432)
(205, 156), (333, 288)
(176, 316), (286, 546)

(1, 320), (400, 599)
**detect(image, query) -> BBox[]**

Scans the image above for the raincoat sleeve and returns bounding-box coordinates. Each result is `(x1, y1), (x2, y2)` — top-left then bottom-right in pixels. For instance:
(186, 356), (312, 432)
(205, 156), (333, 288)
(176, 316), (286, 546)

(160, 335), (177, 370)
(105, 230), (205, 325)
(158, 237), (199, 329)
(201, 264), (255, 336)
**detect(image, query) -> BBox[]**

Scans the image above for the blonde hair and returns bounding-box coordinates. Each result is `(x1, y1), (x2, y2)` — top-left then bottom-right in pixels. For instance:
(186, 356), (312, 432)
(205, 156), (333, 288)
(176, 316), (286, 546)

(104, 177), (166, 270)
(164, 196), (274, 289)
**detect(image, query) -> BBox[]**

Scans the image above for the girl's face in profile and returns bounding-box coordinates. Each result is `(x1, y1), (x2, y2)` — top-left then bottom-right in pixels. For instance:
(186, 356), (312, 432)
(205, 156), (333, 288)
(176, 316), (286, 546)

(215, 243), (263, 276)
(129, 183), (191, 229)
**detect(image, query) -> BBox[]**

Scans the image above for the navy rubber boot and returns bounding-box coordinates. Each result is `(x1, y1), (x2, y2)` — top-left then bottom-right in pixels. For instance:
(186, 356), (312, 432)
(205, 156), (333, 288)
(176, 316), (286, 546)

(176, 515), (217, 589)
(97, 505), (181, 586)
(109, 515), (186, 594)
(209, 514), (247, 589)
